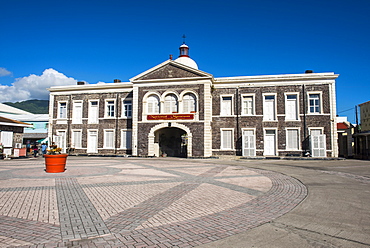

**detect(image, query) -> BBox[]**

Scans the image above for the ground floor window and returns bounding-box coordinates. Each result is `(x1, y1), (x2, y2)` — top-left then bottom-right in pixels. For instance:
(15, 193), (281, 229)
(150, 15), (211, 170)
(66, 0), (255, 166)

(221, 129), (234, 150)
(121, 130), (132, 149)
(242, 129), (255, 156)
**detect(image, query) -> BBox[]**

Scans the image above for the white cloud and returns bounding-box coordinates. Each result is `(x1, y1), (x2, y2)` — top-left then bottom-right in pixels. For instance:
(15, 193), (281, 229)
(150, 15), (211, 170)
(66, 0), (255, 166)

(0, 68), (12, 77)
(0, 68), (77, 102)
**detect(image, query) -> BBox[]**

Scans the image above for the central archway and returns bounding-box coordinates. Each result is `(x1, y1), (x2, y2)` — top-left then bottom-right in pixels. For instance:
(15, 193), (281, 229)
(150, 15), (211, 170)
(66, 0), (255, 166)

(148, 123), (193, 157)
(156, 127), (186, 157)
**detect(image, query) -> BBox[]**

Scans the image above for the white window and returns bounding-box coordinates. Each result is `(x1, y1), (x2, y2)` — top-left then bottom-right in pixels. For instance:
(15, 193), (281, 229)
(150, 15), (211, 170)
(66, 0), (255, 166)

(0, 131), (13, 147)
(183, 93), (196, 113)
(105, 100), (115, 118)
(263, 95), (276, 121)
(285, 94), (298, 120)
(309, 129), (326, 157)
(242, 129), (255, 156)
(147, 95), (160, 114)
(104, 130), (115, 148)
(88, 100), (99, 124)
(71, 130), (82, 148)
(123, 99), (132, 118)
(308, 93), (321, 114)
(221, 129), (233, 150)
(286, 129), (299, 150)
(58, 102), (67, 119)
(72, 101), (83, 124)
(164, 94), (178, 113)
(242, 95), (254, 115)
(221, 96), (233, 116)
(121, 130), (132, 149)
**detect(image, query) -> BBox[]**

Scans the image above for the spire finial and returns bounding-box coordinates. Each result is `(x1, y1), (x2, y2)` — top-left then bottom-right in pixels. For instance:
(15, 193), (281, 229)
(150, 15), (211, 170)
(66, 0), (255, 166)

(182, 34), (186, 44)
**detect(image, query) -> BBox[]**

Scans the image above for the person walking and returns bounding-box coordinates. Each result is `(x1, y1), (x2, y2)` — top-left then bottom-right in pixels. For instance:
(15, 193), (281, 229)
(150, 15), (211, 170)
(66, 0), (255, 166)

(41, 143), (47, 156)
(32, 144), (38, 157)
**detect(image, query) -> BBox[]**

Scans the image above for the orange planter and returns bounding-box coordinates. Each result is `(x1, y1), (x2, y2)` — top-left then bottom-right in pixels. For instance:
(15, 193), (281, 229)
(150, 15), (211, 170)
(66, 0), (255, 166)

(44, 154), (68, 173)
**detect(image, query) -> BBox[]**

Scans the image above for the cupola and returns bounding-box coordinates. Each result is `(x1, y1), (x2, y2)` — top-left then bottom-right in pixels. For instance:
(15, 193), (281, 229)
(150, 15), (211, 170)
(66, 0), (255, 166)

(174, 43), (198, 69)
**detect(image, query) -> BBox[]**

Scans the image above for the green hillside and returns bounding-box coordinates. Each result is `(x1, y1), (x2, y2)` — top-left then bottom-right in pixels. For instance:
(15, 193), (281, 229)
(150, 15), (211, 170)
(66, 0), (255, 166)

(3, 99), (49, 114)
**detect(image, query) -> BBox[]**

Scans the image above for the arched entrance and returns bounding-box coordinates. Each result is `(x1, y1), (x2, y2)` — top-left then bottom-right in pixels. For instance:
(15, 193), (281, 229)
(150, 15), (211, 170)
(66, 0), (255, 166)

(155, 127), (187, 157)
(148, 123), (192, 157)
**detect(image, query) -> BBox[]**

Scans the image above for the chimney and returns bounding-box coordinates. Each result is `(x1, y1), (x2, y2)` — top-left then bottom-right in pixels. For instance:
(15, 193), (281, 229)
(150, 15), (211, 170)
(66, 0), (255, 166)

(114, 79), (121, 83)
(77, 81), (85, 85)
(305, 70), (314, 73)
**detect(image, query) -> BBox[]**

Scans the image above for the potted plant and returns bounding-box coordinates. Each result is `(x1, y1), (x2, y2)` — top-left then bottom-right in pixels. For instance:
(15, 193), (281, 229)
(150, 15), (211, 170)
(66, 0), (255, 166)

(44, 143), (68, 173)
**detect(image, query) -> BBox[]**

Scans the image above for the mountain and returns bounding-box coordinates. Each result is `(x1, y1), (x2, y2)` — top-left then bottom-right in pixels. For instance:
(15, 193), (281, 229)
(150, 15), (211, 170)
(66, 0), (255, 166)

(3, 99), (49, 114)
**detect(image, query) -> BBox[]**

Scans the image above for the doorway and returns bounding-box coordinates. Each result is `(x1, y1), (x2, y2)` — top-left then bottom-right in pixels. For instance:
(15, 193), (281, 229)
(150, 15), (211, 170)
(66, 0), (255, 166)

(155, 127), (187, 157)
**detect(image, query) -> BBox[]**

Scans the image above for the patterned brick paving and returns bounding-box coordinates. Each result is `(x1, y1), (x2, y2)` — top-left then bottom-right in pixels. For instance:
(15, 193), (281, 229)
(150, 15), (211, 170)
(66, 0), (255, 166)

(0, 158), (307, 247)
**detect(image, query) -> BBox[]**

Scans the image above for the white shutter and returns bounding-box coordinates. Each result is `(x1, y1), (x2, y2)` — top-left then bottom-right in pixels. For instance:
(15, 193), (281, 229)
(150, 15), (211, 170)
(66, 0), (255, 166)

(222, 130), (233, 149)
(221, 97), (232, 115)
(287, 129), (299, 150)
(1, 131), (13, 147)
(72, 102), (83, 124)
(310, 134), (326, 157)
(88, 101), (99, 124)
(72, 131), (82, 148)
(264, 96), (275, 120)
(286, 97), (297, 120)
(104, 130), (114, 148)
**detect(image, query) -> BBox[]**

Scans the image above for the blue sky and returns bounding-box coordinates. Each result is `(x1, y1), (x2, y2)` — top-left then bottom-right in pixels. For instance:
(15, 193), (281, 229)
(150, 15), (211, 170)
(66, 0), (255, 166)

(1, 0), (369, 123)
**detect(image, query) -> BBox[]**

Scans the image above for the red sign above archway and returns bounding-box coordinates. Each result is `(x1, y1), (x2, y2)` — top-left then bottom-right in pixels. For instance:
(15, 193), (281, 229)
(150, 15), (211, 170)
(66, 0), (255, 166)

(147, 114), (194, 120)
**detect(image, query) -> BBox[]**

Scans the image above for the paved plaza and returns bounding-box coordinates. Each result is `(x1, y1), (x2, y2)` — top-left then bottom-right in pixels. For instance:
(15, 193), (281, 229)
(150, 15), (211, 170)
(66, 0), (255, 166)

(0, 157), (369, 247)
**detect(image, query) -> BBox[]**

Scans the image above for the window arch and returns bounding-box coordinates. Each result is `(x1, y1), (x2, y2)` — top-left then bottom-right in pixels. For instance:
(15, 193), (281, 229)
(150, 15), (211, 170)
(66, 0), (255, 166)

(147, 95), (160, 114)
(164, 94), (178, 113)
(183, 93), (197, 113)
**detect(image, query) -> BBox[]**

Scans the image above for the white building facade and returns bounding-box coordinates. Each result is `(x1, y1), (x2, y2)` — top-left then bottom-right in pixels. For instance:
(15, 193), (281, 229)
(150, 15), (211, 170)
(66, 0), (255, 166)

(48, 43), (339, 158)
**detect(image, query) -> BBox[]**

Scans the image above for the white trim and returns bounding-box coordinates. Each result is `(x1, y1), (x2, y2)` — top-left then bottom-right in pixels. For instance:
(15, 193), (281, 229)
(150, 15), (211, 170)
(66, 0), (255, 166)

(220, 128), (234, 150)
(103, 129), (115, 149)
(262, 93), (277, 121)
(148, 123), (193, 157)
(284, 92), (300, 121)
(307, 91), (323, 114)
(240, 93), (255, 116)
(285, 127), (301, 151)
(220, 94), (234, 116)
(104, 99), (116, 118)
(263, 128), (278, 156)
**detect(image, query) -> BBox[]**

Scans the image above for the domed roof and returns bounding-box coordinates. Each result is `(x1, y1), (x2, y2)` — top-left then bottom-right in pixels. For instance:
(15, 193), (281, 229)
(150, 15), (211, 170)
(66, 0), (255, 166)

(174, 43), (198, 69)
(175, 56), (198, 69)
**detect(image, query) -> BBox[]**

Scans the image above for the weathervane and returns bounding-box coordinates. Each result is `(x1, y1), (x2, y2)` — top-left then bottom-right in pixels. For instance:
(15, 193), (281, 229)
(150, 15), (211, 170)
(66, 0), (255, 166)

(182, 34), (186, 44)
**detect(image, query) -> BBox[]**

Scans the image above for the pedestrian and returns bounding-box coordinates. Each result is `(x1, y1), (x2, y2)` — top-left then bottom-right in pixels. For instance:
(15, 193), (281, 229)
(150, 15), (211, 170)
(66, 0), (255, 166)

(41, 143), (47, 156)
(32, 144), (38, 157)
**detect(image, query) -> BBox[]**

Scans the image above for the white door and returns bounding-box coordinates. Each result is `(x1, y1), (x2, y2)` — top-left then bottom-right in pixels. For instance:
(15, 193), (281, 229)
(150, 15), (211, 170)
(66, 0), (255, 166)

(87, 130), (98, 153)
(264, 130), (276, 156)
(242, 130), (255, 156)
(311, 134), (326, 157)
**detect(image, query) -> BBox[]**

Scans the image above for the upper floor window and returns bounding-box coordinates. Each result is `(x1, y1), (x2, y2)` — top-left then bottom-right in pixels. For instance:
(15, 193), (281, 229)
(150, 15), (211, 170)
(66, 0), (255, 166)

(285, 94), (298, 120)
(242, 95), (254, 115)
(263, 94), (276, 121)
(147, 95), (160, 114)
(308, 93), (321, 114)
(123, 99), (132, 118)
(183, 93), (196, 113)
(220, 96), (233, 116)
(58, 102), (67, 119)
(105, 100), (115, 118)
(164, 94), (178, 113)
(72, 101), (83, 124)
(88, 100), (99, 124)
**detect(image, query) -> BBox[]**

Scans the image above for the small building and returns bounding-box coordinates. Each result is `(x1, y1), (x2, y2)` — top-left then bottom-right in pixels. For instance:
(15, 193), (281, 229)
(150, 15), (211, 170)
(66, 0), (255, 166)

(48, 43), (339, 158)
(354, 101), (370, 159)
(337, 117), (354, 158)
(0, 116), (33, 158)
(0, 103), (49, 145)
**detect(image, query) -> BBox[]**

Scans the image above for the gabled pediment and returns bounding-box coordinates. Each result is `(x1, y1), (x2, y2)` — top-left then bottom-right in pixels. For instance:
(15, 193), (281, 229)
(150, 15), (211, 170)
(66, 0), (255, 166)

(130, 60), (212, 82)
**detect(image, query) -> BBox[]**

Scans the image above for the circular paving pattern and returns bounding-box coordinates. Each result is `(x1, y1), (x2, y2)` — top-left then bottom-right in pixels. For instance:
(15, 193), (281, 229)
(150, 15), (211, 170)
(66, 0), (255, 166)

(0, 157), (307, 247)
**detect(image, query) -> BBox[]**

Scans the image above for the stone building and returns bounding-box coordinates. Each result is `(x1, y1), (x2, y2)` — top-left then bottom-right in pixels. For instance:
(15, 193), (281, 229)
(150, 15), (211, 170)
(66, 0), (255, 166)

(354, 100), (370, 159)
(48, 43), (339, 158)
